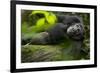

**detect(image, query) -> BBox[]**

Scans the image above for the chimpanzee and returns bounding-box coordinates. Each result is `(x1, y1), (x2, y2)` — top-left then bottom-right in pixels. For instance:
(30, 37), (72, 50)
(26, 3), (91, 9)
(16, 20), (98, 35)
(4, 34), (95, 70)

(22, 15), (84, 45)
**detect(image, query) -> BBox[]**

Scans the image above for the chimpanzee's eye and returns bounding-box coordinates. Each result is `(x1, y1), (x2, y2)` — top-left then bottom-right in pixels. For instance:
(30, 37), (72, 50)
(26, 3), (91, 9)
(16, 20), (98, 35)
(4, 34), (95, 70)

(76, 24), (80, 27)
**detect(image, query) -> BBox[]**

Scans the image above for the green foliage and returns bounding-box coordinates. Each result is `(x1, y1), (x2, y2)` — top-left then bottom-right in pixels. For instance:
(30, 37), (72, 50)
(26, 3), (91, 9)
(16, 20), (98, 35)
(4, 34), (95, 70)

(29, 10), (57, 32)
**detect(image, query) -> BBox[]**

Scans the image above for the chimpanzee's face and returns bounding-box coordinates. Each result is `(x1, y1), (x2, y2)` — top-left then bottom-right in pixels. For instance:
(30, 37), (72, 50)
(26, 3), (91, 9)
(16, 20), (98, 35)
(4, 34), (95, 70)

(66, 23), (83, 40)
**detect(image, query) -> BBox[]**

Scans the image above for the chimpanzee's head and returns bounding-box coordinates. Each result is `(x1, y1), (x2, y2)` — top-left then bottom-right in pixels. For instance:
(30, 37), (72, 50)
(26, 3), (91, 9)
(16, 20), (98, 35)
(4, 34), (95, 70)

(66, 22), (84, 40)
